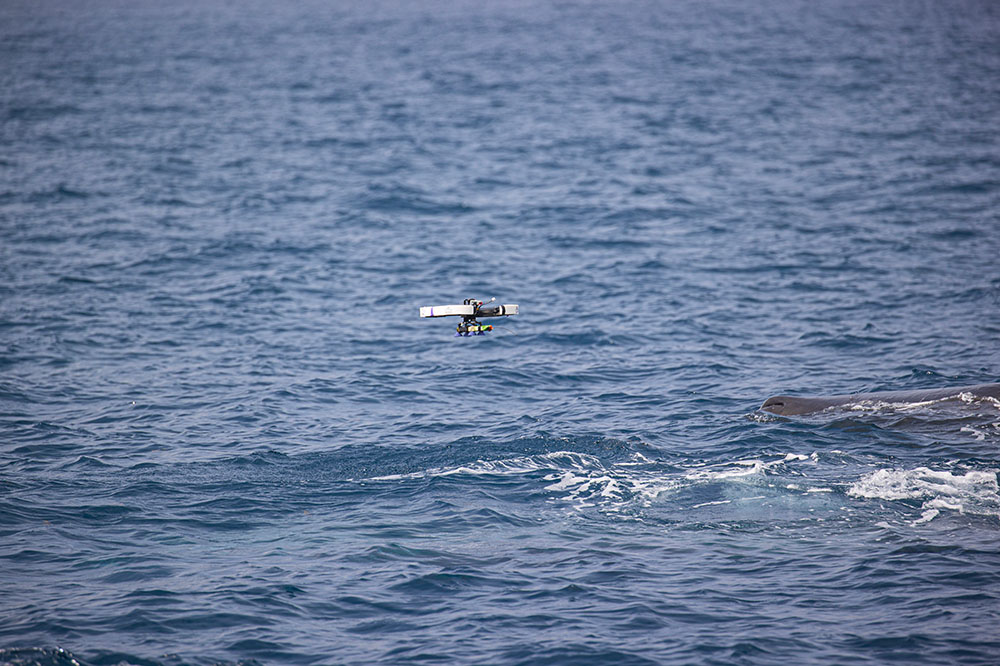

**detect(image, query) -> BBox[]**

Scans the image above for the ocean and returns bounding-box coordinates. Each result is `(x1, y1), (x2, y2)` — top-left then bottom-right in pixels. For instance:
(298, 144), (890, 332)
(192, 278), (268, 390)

(2, 0), (1000, 663)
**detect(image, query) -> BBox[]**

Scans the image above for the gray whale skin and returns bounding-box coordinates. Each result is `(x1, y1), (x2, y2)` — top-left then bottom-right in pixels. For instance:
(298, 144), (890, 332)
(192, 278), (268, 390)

(760, 383), (1000, 416)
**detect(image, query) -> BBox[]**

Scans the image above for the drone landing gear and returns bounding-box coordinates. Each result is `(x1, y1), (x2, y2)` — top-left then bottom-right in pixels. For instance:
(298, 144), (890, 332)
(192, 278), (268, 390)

(455, 318), (493, 337)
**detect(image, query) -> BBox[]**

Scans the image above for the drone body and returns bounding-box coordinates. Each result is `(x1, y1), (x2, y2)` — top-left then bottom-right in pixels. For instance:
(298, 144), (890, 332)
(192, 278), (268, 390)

(419, 298), (519, 336)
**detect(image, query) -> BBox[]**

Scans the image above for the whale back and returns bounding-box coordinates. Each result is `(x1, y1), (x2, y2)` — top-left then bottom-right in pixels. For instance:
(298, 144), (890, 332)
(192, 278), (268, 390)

(761, 383), (1000, 416)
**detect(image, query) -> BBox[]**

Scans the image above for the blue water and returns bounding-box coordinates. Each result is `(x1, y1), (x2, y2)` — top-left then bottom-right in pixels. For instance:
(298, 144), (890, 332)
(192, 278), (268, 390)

(3, 0), (1000, 663)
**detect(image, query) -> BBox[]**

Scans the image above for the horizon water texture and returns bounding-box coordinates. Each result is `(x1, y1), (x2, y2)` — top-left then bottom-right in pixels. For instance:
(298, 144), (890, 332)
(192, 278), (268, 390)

(2, 0), (1000, 664)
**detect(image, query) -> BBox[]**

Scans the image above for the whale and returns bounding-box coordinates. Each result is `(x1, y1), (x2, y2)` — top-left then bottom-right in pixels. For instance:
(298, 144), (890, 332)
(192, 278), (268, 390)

(760, 383), (1000, 416)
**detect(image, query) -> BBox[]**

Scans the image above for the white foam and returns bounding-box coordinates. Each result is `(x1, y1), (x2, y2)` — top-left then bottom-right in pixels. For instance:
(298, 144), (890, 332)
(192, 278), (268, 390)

(366, 450), (601, 481)
(614, 452), (653, 466)
(364, 450), (679, 511)
(848, 467), (1000, 524)
(960, 426), (987, 441)
(960, 392), (1000, 410)
(848, 399), (938, 413)
(839, 391), (1000, 416)
(683, 453), (812, 481)
(366, 450), (828, 514)
(544, 468), (680, 510)
(684, 459), (766, 480)
(848, 467), (997, 501)
(962, 422), (1000, 441)
(691, 499), (733, 509)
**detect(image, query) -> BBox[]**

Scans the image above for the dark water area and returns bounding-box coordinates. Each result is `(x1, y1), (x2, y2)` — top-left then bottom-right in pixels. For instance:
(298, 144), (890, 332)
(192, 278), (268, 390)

(2, 0), (1000, 663)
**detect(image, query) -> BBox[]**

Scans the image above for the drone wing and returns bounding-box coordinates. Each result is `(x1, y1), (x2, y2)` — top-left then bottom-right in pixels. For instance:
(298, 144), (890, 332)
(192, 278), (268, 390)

(477, 303), (519, 317)
(419, 304), (476, 318)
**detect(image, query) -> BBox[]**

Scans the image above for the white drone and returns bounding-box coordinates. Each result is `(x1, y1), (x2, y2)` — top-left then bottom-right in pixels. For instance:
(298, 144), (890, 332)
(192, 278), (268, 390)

(419, 297), (519, 336)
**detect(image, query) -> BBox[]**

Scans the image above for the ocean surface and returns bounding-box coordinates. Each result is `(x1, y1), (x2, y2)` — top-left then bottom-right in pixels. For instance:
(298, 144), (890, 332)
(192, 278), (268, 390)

(2, 0), (1000, 664)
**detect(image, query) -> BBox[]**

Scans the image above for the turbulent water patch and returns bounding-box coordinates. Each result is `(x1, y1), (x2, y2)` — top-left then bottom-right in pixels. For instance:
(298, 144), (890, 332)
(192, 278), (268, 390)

(849, 467), (1000, 525)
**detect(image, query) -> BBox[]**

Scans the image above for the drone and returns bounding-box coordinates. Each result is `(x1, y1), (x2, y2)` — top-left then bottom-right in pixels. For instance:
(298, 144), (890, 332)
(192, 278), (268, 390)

(419, 297), (519, 336)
